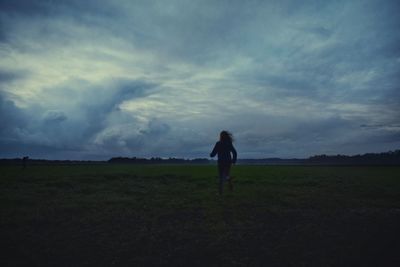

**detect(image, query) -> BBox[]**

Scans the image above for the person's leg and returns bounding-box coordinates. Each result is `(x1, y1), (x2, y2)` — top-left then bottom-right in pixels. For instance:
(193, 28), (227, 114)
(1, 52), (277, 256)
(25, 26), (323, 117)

(225, 164), (233, 191)
(225, 163), (231, 180)
(218, 163), (224, 195)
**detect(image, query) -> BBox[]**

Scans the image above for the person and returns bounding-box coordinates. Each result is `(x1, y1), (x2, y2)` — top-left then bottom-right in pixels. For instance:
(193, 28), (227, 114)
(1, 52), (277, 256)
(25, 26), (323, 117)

(210, 130), (237, 195)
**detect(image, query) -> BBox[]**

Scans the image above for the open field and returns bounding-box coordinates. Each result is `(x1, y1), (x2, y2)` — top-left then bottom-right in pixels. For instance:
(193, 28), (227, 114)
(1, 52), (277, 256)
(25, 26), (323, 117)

(1, 164), (400, 266)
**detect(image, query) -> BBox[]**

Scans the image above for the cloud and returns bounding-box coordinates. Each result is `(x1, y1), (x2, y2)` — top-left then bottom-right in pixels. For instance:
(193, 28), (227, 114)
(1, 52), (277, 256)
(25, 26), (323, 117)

(0, 77), (161, 159)
(0, 0), (399, 159)
(0, 70), (24, 84)
(0, 92), (27, 136)
(43, 110), (67, 124)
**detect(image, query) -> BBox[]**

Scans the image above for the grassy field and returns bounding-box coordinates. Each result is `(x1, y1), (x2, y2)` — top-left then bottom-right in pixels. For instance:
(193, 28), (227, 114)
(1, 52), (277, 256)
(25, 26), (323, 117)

(1, 164), (400, 266)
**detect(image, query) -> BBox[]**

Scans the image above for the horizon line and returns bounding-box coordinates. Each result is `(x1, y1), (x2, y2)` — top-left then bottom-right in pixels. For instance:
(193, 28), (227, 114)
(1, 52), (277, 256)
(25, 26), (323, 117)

(1, 149), (399, 162)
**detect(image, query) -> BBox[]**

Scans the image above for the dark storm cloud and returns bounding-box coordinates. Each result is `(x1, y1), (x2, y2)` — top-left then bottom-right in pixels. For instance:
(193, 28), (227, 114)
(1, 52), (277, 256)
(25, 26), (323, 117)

(0, 0), (48, 16)
(0, 69), (27, 84)
(0, 93), (44, 157)
(233, 115), (358, 157)
(95, 118), (173, 157)
(77, 79), (159, 140)
(0, 71), (19, 83)
(139, 119), (171, 136)
(0, 98), (68, 157)
(0, 0), (117, 18)
(43, 110), (67, 124)
(0, 78), (160, 159)
(68, 79), (159, 148)
(0, 0), (399, 159)
(0, 92), (27, 135)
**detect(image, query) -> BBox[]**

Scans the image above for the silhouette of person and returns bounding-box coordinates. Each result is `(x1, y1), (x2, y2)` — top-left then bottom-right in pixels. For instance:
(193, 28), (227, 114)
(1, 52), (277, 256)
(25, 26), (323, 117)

(210, 131), (237, 195)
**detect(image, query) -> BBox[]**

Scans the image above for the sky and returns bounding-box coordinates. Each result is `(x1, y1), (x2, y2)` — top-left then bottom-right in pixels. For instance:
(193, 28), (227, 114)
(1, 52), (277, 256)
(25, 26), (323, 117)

(1, 0), (399, 160)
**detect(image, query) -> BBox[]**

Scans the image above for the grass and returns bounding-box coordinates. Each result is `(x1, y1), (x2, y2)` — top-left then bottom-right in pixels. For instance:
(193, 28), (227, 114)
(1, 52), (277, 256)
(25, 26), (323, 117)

(1, 164), (400, 266)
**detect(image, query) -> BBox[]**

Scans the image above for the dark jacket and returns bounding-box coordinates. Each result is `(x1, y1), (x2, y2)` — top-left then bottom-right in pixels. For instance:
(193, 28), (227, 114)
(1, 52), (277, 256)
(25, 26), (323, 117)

(210, 141), (237, 164)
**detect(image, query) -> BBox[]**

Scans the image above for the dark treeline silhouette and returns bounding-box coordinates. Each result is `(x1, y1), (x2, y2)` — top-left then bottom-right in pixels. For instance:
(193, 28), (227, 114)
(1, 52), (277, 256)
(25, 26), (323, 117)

(307, 150), (400, 165)
(239, 150), (400, 165)
(108, 157), (210, 164)
(238, 158), (305, 165)
(0, 150), (399, 165)
(0, 157), (212, 165)
(0, 158), (106, 166)
(240, 150), (400, 165)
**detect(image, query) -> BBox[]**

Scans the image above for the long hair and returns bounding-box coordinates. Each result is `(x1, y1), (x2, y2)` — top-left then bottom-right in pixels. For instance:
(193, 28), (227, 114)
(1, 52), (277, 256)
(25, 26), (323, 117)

(220, 130), (233, 143)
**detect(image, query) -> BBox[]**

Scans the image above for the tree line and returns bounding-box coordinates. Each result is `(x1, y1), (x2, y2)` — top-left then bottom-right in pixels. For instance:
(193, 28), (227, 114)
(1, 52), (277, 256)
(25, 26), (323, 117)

(1, 150), (399, 165)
